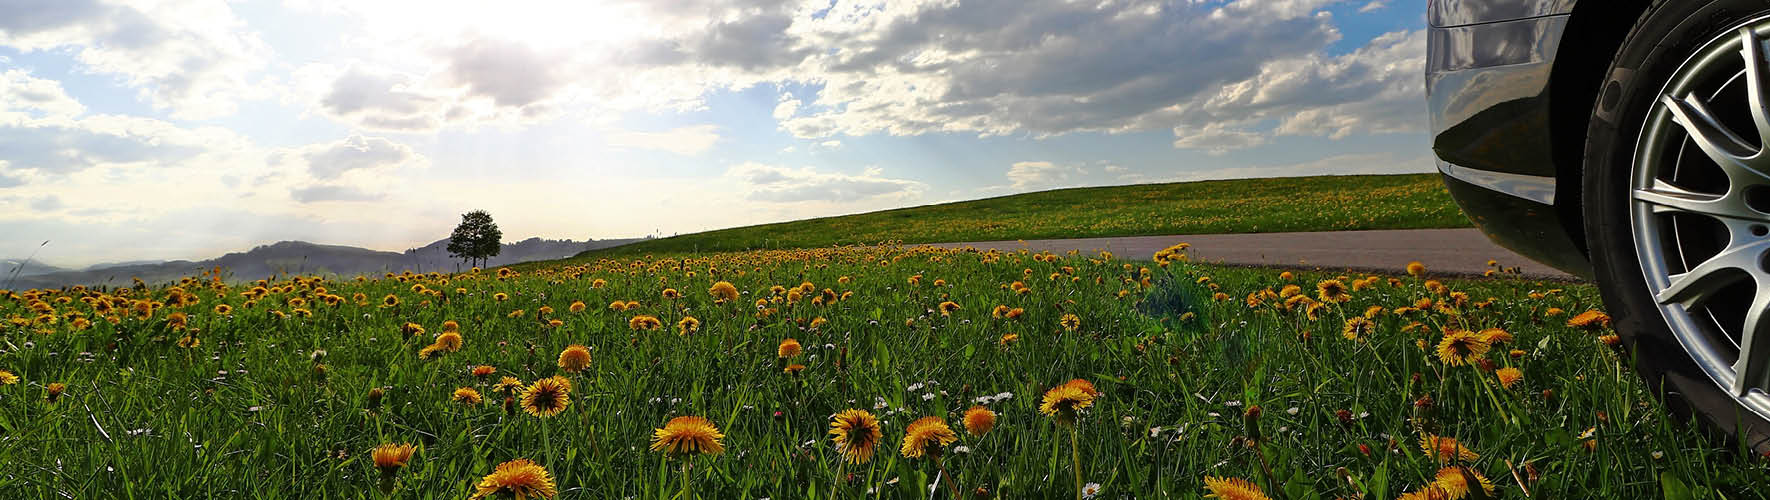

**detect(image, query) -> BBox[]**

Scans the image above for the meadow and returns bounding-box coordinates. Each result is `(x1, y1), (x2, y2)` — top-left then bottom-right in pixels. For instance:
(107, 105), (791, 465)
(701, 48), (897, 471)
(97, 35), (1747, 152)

(585, 174), (1471, 257)
(0, 244), (1761, 499)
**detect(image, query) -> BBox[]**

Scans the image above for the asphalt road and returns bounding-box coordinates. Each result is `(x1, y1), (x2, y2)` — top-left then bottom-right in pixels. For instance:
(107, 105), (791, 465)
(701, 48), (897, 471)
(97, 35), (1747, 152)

(925, 228), (1580, 281)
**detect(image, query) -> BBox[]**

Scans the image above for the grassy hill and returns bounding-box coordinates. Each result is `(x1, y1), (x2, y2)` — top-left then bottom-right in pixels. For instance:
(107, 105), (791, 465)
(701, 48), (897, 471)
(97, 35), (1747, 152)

(579, 173), (1469, 258)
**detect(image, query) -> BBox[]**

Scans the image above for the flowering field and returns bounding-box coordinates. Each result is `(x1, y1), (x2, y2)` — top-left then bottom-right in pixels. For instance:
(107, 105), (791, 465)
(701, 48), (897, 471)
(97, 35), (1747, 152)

(0, 244), (1763, 498)
(590, 173), (1469, 257)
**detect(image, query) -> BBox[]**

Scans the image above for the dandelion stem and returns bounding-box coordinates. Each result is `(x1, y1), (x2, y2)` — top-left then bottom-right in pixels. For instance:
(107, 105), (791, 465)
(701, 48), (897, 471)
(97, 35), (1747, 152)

(1069, 425), (1082, 500)
(681, 457), (692, 500)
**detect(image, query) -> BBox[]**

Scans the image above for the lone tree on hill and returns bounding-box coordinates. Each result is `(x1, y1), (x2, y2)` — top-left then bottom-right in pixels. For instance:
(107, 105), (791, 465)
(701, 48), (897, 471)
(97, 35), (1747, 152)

(447, 210), (502, 269)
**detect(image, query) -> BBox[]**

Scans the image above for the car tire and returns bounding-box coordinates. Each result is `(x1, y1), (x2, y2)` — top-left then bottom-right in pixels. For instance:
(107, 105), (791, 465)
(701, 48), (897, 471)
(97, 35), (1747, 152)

(1585, 0), (1770, 453)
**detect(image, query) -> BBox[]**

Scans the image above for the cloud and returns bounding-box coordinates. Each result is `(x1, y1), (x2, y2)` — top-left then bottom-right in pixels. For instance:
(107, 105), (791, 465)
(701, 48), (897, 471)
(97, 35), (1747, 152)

(291, 184), (384, 203)
(0, 0), (270, 119)
(316, 66), (443, 131)
(606, 125), (721, 155)
(1006, 161), (1088, 191)
(446, 37), (567, 109)
(0, 70), (84, 118)
(29, 195), (62, 211)
(271, 135), (420, 180)
(1171, 125), (1270, 155)
(1358, 1), (1387, 13)
(727, 162), (924, 203)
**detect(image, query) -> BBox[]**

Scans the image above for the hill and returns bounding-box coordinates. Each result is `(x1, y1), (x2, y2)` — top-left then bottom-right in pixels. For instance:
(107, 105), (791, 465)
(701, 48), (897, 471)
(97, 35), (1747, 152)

(6, 237), (643, 290)
(574, 173), (1468, 258)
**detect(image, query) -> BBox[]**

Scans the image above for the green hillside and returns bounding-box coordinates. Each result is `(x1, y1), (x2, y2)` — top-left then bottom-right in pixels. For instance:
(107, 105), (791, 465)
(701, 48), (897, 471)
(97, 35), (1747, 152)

(581, 173), (1469, 258)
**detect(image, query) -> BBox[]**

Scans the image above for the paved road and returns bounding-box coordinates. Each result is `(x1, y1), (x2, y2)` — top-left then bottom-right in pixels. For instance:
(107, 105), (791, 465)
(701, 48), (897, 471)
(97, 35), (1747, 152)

(925, 228), (1580, 281)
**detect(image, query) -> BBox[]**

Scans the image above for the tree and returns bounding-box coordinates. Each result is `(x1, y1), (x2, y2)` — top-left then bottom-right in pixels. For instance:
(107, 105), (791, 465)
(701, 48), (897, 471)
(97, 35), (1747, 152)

(447, 210), (502, 269)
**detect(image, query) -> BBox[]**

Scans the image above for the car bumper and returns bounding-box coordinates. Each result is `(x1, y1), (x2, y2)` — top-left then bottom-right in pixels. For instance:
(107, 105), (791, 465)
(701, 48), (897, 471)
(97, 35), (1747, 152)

(1427, 12), (1593, 279)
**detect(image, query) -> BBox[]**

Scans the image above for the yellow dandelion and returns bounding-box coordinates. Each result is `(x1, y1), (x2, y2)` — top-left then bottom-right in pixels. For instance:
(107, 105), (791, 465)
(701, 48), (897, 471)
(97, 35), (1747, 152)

(1495, 367), (1523, 389)
(963, 406), (997, 436)
(999, 332), (1020, 345)
(1202, 476), (1271, 500)
(829, 409), (884, 464)
(521, 376), (571, 418)
(1040, 384), (1096, 426)
(1435, 330), (1490, 366)
(676, 316), (700, 335)
(469, 459), (557, 500)
(372, 443), (416, 475)
(1433, 466), (1495, 500)
(0, 369), (17, 385)
(381, 294), (400, 308)
(1342, 316), (1372, 341)
(1316, 279), (1351, 303)
(1059, 313), (1081, 332)
(899, 416), (957, 459)
(557, 345), (591, 372)
(568, 301), (586, 313)
(1406, 261), (1427, 277)
(629, 315), (662, 331)
(778, 338), (802, 358)
(472, 365), (497, 378)
(651, 416), (725, 456)
(709, 281), (740, 303)
(1420, 434), (1479, 463)
(1477, 328), (1512, 345)
(452, 387), (482, 405)
(1567, 310), (1611, 329)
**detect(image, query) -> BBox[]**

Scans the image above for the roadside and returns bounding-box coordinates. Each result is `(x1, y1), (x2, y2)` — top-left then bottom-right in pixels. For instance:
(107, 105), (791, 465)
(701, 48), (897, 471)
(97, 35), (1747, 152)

(924, 228), (1580, 281)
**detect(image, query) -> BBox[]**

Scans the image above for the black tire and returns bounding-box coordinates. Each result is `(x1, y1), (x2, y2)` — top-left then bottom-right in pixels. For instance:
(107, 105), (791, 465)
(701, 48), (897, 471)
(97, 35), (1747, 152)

(1585, 0), (1770, 453)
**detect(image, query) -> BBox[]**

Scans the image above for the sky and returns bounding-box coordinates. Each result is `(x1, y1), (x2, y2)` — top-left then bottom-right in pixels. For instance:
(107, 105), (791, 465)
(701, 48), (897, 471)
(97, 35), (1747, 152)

(0, 0), (1432, 267)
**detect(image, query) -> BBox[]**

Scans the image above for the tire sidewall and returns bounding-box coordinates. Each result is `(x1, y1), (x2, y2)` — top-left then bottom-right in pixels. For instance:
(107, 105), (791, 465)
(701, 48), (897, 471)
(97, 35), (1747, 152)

(1585, 0), (1770, 452)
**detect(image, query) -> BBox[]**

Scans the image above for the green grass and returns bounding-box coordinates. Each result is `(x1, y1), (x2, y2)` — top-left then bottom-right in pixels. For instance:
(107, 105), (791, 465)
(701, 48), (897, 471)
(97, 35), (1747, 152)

(0, 245), (1760, 498)
(585, 173), (1471, 258)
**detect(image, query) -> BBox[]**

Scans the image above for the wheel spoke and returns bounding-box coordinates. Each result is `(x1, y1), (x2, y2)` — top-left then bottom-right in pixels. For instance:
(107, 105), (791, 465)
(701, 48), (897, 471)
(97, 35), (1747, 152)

(1663, 93), (1758, 164)
(1733, 285), (1770, 396)
(1655, 240), (1767, 307)
(1634, 181), (1737, 217)
(1739, 27), (1770, 149)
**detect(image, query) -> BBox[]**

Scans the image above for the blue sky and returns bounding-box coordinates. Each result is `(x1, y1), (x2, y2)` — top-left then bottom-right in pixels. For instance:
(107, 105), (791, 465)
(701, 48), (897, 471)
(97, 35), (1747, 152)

(0, 0), (1431, 266)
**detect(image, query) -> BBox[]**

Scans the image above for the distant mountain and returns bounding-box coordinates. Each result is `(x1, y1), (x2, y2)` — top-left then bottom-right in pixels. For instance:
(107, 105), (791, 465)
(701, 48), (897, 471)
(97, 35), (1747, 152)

(4, 237), (643, 290)
(2, 259), (73, 278)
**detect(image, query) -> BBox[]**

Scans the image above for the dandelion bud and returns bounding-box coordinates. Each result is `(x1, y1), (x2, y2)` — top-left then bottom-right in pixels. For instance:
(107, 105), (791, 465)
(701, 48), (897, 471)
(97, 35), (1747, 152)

(503, 396), (517, 415)
(1335, 409), (1353, 426)
(1242, 405), (1263, 442)
(1357, 443), (1372, 456)
(366, 388), (384, 409)
(972, 486), (992, 499)
(45, 382), (66, 403)
(310, 349), (327, 362)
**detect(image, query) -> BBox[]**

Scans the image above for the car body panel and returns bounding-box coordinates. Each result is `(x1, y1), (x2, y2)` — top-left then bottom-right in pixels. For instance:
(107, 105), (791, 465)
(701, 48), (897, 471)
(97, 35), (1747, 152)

(1427, 1), (1595, 278)
(1429, 0), (1577, 27)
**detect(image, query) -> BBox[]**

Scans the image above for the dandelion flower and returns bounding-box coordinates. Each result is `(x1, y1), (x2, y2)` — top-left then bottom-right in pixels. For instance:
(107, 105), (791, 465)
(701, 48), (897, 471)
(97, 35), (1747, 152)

(1567, 310), (1611, 329)
(1420, 434), (1479, 463)
(557, 345), (591, 373)
(372, 443), (416, 475)
(435, 332), (464, 352)
(469, 459), (557, 500)
(381, 294), (400, 308)
(829, 409), (884, 464)
(1316, 280), (1351, 303)
(1435, 330), (1490, 366)
(1397, 487), (1450, 500)
(778, 338), (802, 358)
(1495, 367), (1523, 389)
(472, 365), (497, 378)
(1341, 317), (1372, 341)
(784, 363), (806, 375)
(676, 316), (700, 335)
(900, 416), (957, 459)
(1406, 261), (1427, 277)
(1203, 476), (1270, 500)
(963, 406), (997, 436)
(938, 301), (961, 316)
(453, 387), (482, 405)
(1477, 328), (1512, 344)
(493, 376), (525, 396)
(45, 382), (66, 403)
(651, 416), (725, 456)
(629, 315), (662, 331)
(1059, 313), (1081, 332)
(521, 376), (571, 418)
(0, 369), (17, 385)
(1433, 466), (1495, 500)
(1040, 384), (1096, 426)
(709, 281), (740, 303)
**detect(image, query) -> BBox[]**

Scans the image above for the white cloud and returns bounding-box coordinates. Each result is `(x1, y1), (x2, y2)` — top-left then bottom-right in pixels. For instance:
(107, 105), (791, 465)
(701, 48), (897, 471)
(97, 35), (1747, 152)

(606, 125), (722, 155)
(0, 0), (271, 119)
(1358, 1), (1387, 13)
(1005, 161), (1088, 191)
(0, 70), (84, 118)
(726, 162), (924, 203)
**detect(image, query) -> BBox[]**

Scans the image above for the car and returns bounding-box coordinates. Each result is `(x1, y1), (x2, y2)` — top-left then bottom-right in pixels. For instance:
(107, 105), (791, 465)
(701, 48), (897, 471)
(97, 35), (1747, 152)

(1428, 0), (1770, 452)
